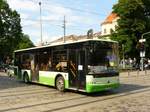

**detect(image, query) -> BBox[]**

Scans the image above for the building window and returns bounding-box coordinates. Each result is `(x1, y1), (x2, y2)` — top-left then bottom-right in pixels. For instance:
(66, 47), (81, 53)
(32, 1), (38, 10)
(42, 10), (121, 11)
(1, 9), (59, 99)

(104, 29), (106, 34)
(110, 28), (114, 34)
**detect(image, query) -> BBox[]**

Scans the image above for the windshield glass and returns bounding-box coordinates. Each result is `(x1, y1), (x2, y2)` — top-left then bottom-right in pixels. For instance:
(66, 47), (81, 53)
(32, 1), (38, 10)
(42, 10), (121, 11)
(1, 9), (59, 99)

(88, 41), (119, 74)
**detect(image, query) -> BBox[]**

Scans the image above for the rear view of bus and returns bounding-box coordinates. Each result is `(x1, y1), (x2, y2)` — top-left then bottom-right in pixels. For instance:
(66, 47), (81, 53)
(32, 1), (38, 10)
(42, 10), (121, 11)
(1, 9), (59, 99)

(86, 41), (119, 93)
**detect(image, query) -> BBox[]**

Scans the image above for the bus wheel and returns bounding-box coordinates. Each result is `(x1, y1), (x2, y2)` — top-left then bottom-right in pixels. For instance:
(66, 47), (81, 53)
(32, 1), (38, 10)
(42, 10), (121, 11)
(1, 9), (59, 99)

(56, 76), (65, 92)
(23, 73), (29, 83)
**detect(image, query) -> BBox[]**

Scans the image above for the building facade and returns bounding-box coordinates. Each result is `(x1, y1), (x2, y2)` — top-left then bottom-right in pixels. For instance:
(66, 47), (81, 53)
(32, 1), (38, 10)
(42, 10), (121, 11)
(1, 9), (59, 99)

(101, 13), (119, 37)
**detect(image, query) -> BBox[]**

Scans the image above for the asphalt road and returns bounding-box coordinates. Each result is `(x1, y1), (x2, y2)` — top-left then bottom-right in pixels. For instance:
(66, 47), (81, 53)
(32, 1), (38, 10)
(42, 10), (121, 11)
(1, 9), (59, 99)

(0, 71), (150, 112)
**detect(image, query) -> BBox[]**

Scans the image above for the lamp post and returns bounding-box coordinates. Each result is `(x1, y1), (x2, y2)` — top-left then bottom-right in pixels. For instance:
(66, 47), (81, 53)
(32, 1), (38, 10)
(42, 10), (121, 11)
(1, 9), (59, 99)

(139, 31), (150, 71)
(39, 2), (43, 45)
(122, 44), (125, 69)
(63, 15), (66, 43)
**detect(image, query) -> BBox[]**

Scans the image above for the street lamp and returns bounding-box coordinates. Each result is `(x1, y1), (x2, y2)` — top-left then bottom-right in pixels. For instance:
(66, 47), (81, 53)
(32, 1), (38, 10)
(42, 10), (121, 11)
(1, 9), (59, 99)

(39, 2), (43, 45)
(139, 31), (150, 71)
(122, 44), (125, 69)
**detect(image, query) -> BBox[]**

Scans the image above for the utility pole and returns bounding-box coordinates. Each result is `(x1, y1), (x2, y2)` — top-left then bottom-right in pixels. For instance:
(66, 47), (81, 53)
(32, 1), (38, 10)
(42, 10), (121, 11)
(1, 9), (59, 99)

(122, 44), (125, 69)
(39, 2), (43, 45)
(63, 16), (66, 43)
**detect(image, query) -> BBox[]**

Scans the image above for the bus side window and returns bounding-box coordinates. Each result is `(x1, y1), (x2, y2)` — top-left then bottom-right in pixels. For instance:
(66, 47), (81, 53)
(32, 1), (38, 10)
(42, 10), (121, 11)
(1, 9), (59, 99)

(47, 57), (52, 70)
(40, 63), (48, 71)
(56, 62), (62, 71)
(55, 55), (67, 72)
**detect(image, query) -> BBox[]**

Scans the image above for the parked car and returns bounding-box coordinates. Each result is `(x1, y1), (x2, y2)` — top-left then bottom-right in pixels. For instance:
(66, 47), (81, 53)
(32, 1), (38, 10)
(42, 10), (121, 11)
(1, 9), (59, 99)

(0, 65), (4, 72)
(6, 65), (14, 77)
(0, 64), (9, 72)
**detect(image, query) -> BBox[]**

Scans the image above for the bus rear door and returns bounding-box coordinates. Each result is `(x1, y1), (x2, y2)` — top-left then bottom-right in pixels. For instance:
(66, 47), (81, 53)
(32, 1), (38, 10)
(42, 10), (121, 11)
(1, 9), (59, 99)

(69, 49), (86, 90)
(77, 49), (86, 90)
(31, 54), (39, 82)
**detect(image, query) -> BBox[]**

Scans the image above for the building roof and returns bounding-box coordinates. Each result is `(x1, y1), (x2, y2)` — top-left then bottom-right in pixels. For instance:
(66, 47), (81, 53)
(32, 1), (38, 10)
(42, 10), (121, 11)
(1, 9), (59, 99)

(101, 13), (118, 25)
(48, 32), (101, 45)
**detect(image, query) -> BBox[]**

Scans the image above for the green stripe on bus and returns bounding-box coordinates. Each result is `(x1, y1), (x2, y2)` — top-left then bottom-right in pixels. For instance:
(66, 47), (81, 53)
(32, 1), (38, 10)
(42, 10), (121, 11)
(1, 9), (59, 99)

(65, 80), (69, 88)
(39, 76), (69, 88)
(39, 76), (55, 86)
(86, 83), (120, 93)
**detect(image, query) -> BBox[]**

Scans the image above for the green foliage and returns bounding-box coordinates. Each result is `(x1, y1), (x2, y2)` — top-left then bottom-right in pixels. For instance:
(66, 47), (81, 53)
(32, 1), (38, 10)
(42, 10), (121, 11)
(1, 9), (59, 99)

(17, 34), (34, 49)
(111, 0), (150, 58)
(0, 0), (34, 62)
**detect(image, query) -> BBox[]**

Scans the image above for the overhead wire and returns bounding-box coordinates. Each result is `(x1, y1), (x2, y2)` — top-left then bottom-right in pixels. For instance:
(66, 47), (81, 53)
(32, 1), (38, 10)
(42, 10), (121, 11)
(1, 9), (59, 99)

(21, 17), (99, 30)
(21, 0), (101, 35)
(26, 0), (106, 16)
(21, 0), (103, 28)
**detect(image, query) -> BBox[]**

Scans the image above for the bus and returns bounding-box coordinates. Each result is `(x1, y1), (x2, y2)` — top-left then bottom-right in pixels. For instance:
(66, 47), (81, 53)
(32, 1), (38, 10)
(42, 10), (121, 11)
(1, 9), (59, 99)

(14, 39), (120, 93)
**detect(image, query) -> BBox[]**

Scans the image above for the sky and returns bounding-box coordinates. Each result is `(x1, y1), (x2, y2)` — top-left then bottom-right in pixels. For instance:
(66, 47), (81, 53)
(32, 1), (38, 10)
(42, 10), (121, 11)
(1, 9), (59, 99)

(7, 0), (118, 45)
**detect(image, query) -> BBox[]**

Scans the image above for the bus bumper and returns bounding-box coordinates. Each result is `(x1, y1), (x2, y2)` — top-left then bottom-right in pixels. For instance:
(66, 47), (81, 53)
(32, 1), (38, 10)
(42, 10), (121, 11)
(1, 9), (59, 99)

(86, 83), (120, 93)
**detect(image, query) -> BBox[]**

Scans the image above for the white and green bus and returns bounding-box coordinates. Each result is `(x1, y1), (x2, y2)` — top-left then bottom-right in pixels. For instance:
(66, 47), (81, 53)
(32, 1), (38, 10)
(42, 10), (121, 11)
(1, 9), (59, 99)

(14, 39), (120, 93)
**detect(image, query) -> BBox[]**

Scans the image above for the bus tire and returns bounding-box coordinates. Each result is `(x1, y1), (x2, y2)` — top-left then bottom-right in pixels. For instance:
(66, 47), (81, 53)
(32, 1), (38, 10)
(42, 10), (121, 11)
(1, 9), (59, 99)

(56, 76), (65, 92)
(23, 72), (29, 83)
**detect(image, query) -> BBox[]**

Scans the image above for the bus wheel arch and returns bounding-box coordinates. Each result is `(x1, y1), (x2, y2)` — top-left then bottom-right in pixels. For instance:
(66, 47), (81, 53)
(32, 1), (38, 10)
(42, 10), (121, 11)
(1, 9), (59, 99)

(55, 74), (65, 92)
(23, 71), (29, 83)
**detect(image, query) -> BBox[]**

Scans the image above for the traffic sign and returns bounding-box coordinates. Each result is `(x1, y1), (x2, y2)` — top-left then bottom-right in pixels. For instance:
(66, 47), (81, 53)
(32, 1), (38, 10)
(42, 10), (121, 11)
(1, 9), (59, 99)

(140, 51), (145, 57)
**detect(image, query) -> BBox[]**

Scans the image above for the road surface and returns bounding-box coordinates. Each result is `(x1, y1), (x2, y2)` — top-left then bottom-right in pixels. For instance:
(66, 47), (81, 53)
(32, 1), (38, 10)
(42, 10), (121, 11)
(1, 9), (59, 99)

(0, 71), (150, 112)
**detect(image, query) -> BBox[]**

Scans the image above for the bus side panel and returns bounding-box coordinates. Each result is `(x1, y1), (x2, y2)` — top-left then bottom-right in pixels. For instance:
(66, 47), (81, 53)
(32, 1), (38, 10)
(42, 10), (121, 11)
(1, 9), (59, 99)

(39, 71), (55, 86)
(39, 71), (69, 88)
(86, 75), (120, 93)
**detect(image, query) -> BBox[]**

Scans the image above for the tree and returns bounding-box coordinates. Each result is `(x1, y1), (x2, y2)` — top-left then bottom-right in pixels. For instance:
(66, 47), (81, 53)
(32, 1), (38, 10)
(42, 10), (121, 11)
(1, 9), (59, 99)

(111, 0), (150, 58)
(0, 0), (34, 63)
(17, 34), (34, 49)
(0, 0), (21, 61)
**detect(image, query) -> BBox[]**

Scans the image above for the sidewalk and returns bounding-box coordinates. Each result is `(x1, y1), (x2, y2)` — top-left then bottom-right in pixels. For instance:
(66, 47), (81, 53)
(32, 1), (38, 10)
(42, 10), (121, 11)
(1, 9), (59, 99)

(120, 70), (150, 77)
(1, 70), (150, 78)
(0, 72), (7, 76)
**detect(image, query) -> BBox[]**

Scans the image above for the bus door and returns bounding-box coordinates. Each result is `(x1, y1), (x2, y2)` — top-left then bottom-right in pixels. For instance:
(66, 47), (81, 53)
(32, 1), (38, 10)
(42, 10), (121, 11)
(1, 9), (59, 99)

(31, 54), (39, 82)
(69, 49), (86, 90)
(77, 49), (86, 90)
(68, 49), (78, 88)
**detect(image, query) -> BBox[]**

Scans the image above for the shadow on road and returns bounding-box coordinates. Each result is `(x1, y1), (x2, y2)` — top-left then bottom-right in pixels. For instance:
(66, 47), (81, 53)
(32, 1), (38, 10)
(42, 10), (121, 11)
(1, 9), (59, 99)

(0, 75), (29, 90)
(84, 84), (150, 97)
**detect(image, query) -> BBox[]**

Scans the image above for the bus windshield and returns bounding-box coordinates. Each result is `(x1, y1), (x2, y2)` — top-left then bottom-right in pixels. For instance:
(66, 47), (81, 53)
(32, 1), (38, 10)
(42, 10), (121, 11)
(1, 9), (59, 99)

(88, 41), (118, 74)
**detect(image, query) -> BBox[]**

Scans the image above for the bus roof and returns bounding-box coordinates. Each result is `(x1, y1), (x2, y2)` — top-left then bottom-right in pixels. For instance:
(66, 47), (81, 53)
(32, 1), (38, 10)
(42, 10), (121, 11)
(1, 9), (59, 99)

(14, 38), (118, 53)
